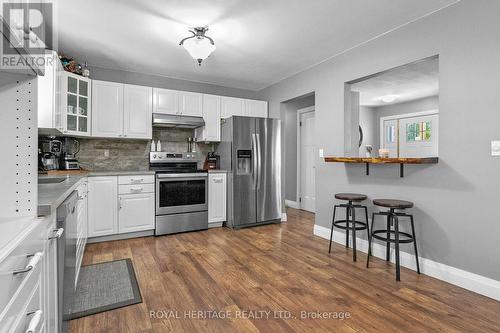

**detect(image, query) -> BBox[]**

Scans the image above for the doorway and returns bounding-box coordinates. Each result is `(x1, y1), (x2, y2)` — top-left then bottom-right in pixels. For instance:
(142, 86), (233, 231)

(298, 107), (316, 213)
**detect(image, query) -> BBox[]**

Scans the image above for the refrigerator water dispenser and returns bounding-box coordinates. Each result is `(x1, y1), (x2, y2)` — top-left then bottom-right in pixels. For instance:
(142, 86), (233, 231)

(236, 150), (252, 175)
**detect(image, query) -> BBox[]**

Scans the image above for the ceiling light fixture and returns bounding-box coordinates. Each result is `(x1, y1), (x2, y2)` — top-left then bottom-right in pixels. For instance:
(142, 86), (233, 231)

(379, 94), (399, 103)
(179, 26), (216, 66)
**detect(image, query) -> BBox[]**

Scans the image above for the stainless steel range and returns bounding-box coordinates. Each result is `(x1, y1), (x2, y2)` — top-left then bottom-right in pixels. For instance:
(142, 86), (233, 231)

(150, 152), (208, 235)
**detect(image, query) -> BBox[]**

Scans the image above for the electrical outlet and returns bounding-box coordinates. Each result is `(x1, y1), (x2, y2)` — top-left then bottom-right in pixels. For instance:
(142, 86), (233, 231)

(319, 149), (324, 158)
(492, 141), (500, 156)
(104, 149), (109, 158)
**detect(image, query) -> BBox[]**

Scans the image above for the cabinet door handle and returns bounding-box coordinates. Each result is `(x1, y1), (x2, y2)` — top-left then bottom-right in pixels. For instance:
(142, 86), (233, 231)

(25, 310), (43, 333)
(130, 179), (144, 184)
(13, 252), (43, 275)
(130, 187), (143, 193)
(48, 228), (64, 240)
(119, 197), (122, 209)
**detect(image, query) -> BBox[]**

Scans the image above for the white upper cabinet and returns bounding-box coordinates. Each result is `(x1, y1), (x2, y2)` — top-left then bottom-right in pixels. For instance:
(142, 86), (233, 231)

(60, 72), (92, 136)
(92, 81), (152, 139)
(221, 96), (245, 118)
(91, 80), (124, 138)
(38, 51), (61, 130)
(153, 89), (202, 116)
(123, 84), (153, 139)
(245, 99), (268, 118)
(196, 94), (221, 142)
(179, 91), (203, 117)
(153, 88), (179, 115)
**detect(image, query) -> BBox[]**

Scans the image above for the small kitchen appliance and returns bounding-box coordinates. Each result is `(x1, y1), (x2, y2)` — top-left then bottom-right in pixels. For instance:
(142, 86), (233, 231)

(39, 137), (62, 170)
(61, 138), (81, 170)
(204, 152), (219, 170)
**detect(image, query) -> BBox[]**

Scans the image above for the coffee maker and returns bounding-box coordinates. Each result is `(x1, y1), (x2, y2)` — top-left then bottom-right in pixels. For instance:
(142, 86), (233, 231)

(60, 137), (81, 170)
(204, 152), (220, 170)
(39, 137), (62, 171)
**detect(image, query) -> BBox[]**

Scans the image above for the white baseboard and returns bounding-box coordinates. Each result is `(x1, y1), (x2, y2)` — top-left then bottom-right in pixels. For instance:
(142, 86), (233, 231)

(87, 229), (154, 243)
(285, 200), (299, 209)
(314, 224), (500, 301)
(281, 213), (287, 222)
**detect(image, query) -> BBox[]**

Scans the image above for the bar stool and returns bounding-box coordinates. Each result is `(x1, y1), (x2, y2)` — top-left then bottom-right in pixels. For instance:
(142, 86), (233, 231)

(366, 199), (420, 281)
(329, 193), (369, 261)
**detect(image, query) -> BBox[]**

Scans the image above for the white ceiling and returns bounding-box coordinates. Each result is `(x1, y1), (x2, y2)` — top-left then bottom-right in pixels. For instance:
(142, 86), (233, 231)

(52, 0), (456, 91)
(350, 56), (439, 107)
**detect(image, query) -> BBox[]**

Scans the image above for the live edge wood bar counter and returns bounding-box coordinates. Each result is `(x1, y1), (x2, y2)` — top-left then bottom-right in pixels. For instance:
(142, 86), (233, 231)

(324, 157), (439, 177)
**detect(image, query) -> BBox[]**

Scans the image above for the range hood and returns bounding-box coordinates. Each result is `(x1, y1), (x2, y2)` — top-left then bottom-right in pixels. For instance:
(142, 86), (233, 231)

(152, 113), (205, 129)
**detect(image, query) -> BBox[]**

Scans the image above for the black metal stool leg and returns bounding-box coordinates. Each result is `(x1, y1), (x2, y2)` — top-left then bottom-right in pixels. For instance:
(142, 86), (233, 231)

(394, 215), (400, 281)
(363, 206), (370, 237)
(329, 205), (337, 253)
(366, 212), (376, 268)
(386, 213), (391, 261)
(409, 214), (421, 274)
(352, 206), (357, 261)
(345, 206), (350, 248)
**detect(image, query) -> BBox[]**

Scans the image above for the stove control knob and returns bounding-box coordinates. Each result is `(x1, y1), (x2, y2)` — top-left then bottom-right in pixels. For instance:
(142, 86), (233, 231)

(153, 154), (157, 159)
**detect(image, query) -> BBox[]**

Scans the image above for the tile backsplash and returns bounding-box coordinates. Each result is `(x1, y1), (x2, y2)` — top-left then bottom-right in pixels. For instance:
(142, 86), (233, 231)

(57, 128), (215, 171)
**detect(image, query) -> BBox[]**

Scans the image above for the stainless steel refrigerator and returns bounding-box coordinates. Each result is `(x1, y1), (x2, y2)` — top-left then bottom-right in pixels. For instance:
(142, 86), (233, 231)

(217, 116), (282, 228)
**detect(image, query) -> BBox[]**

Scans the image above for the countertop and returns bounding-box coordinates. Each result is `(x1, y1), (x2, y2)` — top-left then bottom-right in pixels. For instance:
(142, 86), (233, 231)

(0, 216), (39, 262)
(38, 174), (87, 216)
(38, 170), (155, 216)
(208, 169), (227, 173)
(87, 170), (155, 177)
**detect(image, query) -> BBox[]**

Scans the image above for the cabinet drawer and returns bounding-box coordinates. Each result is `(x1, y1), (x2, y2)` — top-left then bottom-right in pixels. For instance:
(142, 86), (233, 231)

(11, 280), (43, 333)
(118, 175), (154, 185)
(0, 258), (42, 332)
(0, 222), (44, 315)
(118, 183), (154, 194)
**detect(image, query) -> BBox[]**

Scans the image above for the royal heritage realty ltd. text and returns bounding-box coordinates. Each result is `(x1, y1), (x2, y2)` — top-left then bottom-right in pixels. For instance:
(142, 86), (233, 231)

(150, 310), (352, 320)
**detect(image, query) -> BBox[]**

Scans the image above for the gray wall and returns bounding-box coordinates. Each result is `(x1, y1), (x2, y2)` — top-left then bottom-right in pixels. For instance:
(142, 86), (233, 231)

(360, 95), (439, 154)
(257, 0), (500, 280)
(89, 66), (257, 99)
(282, 95), (315, 201)
(358, 106), (376, 156)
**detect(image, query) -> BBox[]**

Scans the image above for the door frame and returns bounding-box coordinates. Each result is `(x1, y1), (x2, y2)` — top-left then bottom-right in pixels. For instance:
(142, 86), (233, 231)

(296, 106), (315, 211)
(379, 109), (438, 154)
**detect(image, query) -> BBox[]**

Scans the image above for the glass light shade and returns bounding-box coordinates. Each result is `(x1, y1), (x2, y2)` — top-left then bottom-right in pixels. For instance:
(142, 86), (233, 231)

(380, 94), (399, 103)
(182, 37), (216, 61)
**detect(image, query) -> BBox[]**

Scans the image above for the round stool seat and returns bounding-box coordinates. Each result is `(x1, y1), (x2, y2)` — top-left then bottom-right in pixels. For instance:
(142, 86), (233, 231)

(335, 193), (367, 202)
(373, 199), (413, 209)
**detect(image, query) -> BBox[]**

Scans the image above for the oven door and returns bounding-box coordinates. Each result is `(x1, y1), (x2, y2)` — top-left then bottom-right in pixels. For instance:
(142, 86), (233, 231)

(156, 173), (208, 215)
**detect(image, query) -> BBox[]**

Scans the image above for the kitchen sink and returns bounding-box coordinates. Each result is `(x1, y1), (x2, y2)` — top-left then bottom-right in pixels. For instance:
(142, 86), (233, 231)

(38, 177), (67, 184)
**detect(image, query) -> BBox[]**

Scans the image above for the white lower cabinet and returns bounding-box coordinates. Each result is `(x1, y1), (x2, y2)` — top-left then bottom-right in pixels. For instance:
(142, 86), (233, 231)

(88, 176), (118, 237)
(119, 193), (155, 233)
(43, 216), (59, 333)
(0, 219), (48, 333)
(88, 175), (154, 238)
(208, 173), (227, 224)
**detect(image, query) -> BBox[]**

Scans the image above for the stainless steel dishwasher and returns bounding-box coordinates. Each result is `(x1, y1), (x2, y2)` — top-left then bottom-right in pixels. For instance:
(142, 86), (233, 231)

(56, 190), (78, 333)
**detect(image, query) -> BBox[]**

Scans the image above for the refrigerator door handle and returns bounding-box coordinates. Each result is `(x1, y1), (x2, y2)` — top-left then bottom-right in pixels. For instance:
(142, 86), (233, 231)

(251, 133), (258, 189)
(256, 133), (262, 190)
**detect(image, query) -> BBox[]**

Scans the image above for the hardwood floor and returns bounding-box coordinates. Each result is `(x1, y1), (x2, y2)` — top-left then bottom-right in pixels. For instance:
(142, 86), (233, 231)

(70, 208), (500, 333)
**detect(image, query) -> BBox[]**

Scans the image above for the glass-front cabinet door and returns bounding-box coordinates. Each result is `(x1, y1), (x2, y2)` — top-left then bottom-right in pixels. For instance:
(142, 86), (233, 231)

(62, 73), (91, 136)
